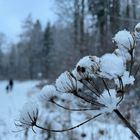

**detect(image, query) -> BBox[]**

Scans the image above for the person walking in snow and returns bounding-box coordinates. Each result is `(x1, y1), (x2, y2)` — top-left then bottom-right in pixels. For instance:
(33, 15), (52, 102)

(6, 85), (9, 93)
(9, 79), (14, 91)
(6, 79), (14, 93)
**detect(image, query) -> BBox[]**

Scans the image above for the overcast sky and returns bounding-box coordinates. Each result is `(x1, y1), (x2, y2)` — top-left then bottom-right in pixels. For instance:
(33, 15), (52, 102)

(0, 0), (57, 42)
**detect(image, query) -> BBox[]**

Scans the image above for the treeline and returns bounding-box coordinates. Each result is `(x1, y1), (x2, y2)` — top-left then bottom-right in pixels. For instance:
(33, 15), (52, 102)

(0, 0), (139, 80)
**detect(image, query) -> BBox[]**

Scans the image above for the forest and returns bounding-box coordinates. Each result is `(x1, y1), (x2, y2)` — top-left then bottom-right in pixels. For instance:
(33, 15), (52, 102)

(0, 0), (140, 140)
(0, 0), (139, 81)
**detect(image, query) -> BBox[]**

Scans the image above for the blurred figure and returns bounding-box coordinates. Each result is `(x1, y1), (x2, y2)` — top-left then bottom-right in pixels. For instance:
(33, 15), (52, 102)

(9, 79), (14, 91)
(6, 85), (9, 93)
(6, 79), (14, 93)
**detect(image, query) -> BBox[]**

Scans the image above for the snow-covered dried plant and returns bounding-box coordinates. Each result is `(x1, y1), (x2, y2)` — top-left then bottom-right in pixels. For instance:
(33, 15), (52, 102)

(55, 71), (83, 94)
(15, 101), (39, 133)
(134, 23), (140, 40)
(16, 23), (140, 139)
(40, 85), (58, 102)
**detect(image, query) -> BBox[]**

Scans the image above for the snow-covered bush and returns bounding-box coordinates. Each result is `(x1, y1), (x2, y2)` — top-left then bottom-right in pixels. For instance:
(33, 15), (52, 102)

(16, 23), (140, 139)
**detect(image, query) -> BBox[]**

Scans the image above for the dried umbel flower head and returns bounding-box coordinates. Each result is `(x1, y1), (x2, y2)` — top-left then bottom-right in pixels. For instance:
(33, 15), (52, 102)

(99, 53), (125, 80)
(134, 23), (140, 39)
(16, 23), (140, 140)
(113, 48), (131, 62)
(97, 89), (121, 113)
(112, 30), (136, 76)
(40, 85), (58, 102)
(73, 56), (100, 80)
(135, 23), (140, 32)
(113, 30), (135, 50)
(114, 71), (135, 87)
(55, 71), (83, 94)
(15, 101), (39, 132)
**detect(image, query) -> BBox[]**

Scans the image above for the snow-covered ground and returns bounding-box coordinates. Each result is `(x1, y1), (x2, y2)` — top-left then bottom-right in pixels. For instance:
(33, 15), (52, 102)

(0, 81), (137, 140)
(0, 81), (40, 140)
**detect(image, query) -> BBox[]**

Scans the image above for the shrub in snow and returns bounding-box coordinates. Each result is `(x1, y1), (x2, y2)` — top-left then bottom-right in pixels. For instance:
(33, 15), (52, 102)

(16, 23), (140, 140)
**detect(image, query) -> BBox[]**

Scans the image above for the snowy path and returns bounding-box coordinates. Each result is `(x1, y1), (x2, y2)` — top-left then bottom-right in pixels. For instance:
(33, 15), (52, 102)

(0, 81), (40, 140)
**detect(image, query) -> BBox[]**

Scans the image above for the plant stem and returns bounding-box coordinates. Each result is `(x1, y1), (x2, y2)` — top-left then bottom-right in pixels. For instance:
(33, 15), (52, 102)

(114, 109), (140, 140)
(35, 113), (102, 132)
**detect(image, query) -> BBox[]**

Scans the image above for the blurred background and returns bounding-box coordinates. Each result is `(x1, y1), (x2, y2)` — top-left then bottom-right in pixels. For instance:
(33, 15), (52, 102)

(0, 0), (140, 140)
(0, 0), (140, 81)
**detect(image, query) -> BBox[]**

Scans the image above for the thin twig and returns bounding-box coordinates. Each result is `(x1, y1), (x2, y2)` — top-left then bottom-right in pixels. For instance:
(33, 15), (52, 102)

(73, 90), (104, 107)
(35, 113), (102, 132)
(114, 109), (140, 140)
(51, 99), (98, 111)
(134, 64), (140, 77)
(88, 80), (101, 93)
(129, 49), (134, 76)
(101, 78), (111, 96)
(80, 79), (100, 97)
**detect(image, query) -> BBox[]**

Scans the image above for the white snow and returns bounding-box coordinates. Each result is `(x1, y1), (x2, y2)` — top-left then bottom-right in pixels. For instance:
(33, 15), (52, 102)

(99, 53), (125, 79)
(73, 56), (100, 79)
(0, 80), (137, 140)
(115, 71), (135, 87)
(113, 30), (134, 50)
(0, 81), (40, 140)
(113, 48), (131, 62)
(19, 101), (38, 128)
(40, 85), (58, 101)
(98, 89), (120, 113)
(55, 71), (83, 93)
(135, 23), (140, 32)
(134, 23), (140, 39)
